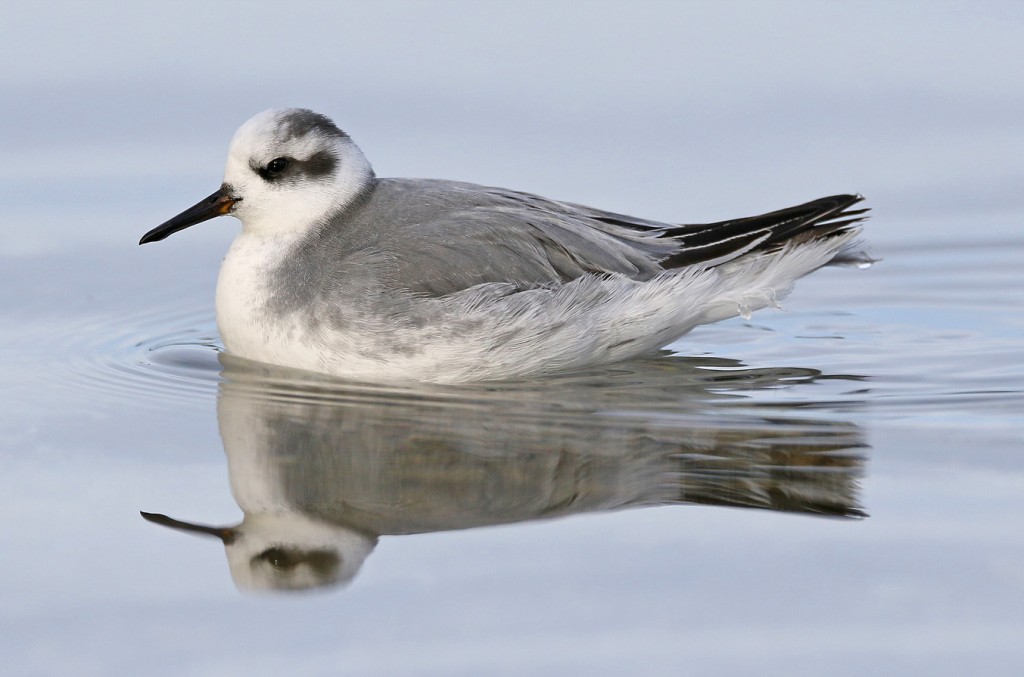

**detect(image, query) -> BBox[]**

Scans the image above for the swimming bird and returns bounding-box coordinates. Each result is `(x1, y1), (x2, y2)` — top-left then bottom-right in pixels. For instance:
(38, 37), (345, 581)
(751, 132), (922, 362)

(140, 108), (868, 383)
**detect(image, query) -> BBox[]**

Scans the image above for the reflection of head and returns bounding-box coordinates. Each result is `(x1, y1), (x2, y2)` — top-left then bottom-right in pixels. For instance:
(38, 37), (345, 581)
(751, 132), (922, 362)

(142, 511), (377, 592)
(227, 513), (377, 592)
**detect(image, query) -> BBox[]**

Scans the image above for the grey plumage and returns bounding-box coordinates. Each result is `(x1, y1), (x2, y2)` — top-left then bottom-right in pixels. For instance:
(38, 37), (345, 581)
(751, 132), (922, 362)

(141, 107), (870, 382)
(276, 178), (866, 299)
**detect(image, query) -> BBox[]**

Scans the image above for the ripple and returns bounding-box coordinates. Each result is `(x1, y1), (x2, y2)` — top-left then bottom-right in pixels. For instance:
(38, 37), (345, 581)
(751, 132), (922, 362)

(59, 300), (223, 408)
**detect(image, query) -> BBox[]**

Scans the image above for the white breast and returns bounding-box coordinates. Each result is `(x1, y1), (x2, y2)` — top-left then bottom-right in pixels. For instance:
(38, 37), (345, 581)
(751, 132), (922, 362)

(215, 233), (302, 365)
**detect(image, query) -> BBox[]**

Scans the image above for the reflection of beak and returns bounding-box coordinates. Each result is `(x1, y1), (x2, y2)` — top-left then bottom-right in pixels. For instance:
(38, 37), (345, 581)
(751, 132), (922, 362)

(140, 511), (236, 544)
(139, 186), (238, 244)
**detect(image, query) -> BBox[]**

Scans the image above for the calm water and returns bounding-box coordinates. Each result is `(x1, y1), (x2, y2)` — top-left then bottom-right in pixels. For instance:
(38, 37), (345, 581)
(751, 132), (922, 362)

(4, 3), (1024, 675)
(3, 204), (1022, 676)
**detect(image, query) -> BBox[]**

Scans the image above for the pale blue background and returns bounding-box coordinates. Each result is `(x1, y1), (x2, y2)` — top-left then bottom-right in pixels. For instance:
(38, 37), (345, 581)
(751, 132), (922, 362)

(5, 0), (1022, 254)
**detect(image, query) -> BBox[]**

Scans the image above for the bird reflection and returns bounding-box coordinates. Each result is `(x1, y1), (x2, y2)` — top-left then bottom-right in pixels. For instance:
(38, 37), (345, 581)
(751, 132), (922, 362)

(143, 353), (867, 593)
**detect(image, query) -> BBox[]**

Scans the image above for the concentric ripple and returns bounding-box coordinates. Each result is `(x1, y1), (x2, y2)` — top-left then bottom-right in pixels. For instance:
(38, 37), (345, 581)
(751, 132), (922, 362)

(57, 299), (224, 408)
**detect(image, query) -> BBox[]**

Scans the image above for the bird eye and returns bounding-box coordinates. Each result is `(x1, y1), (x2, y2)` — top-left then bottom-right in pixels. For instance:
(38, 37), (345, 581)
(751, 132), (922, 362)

(266, 157), (289, 174)
(260, 547), (292, 569)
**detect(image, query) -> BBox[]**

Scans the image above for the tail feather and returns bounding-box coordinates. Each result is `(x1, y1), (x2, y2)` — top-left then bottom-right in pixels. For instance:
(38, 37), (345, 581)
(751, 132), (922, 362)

(660, 194), (868, 269)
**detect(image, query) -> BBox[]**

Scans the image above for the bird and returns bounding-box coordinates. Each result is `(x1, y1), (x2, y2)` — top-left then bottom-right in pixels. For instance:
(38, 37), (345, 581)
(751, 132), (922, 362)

(140, 108), (868, 383)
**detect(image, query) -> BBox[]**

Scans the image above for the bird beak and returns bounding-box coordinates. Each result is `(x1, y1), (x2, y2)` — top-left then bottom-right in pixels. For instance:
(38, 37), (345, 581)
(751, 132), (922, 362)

(141, 511), (237, 544)
(139, 185), (239, 245)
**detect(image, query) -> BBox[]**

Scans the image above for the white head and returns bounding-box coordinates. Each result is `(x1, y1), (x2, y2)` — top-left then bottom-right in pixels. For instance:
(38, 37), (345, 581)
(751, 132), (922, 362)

(140, 108), (374, 244)
(224, 108), (374, 234)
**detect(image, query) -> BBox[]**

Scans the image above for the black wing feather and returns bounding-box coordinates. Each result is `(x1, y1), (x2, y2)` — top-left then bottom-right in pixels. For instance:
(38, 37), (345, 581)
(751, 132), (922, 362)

(660, 194), (868, 269)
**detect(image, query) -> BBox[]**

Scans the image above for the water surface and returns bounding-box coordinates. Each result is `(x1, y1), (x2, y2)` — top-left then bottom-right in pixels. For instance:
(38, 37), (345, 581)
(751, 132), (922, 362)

(3, 215), (1022, 675)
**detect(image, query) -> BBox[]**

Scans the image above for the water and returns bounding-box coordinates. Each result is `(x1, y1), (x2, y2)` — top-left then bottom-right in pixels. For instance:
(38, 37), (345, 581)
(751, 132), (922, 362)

(4, 209), (1022, 676)
(4, 2), (1024, 675)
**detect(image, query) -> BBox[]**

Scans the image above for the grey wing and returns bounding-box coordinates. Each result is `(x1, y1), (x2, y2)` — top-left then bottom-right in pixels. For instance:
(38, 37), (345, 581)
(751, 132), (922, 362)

(346, 180), (867, 298)
(461, 188), (868, 272)
(380, 185), (678, 297)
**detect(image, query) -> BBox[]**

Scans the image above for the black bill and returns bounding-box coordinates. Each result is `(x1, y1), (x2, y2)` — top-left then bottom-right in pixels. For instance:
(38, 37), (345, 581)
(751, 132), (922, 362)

(139, 186), (239, 245)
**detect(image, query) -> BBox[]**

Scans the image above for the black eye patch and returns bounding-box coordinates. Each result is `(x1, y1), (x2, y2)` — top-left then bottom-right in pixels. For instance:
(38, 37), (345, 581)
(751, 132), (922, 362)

(252, 150), (337, 183)
(301, 149), (337, 178)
